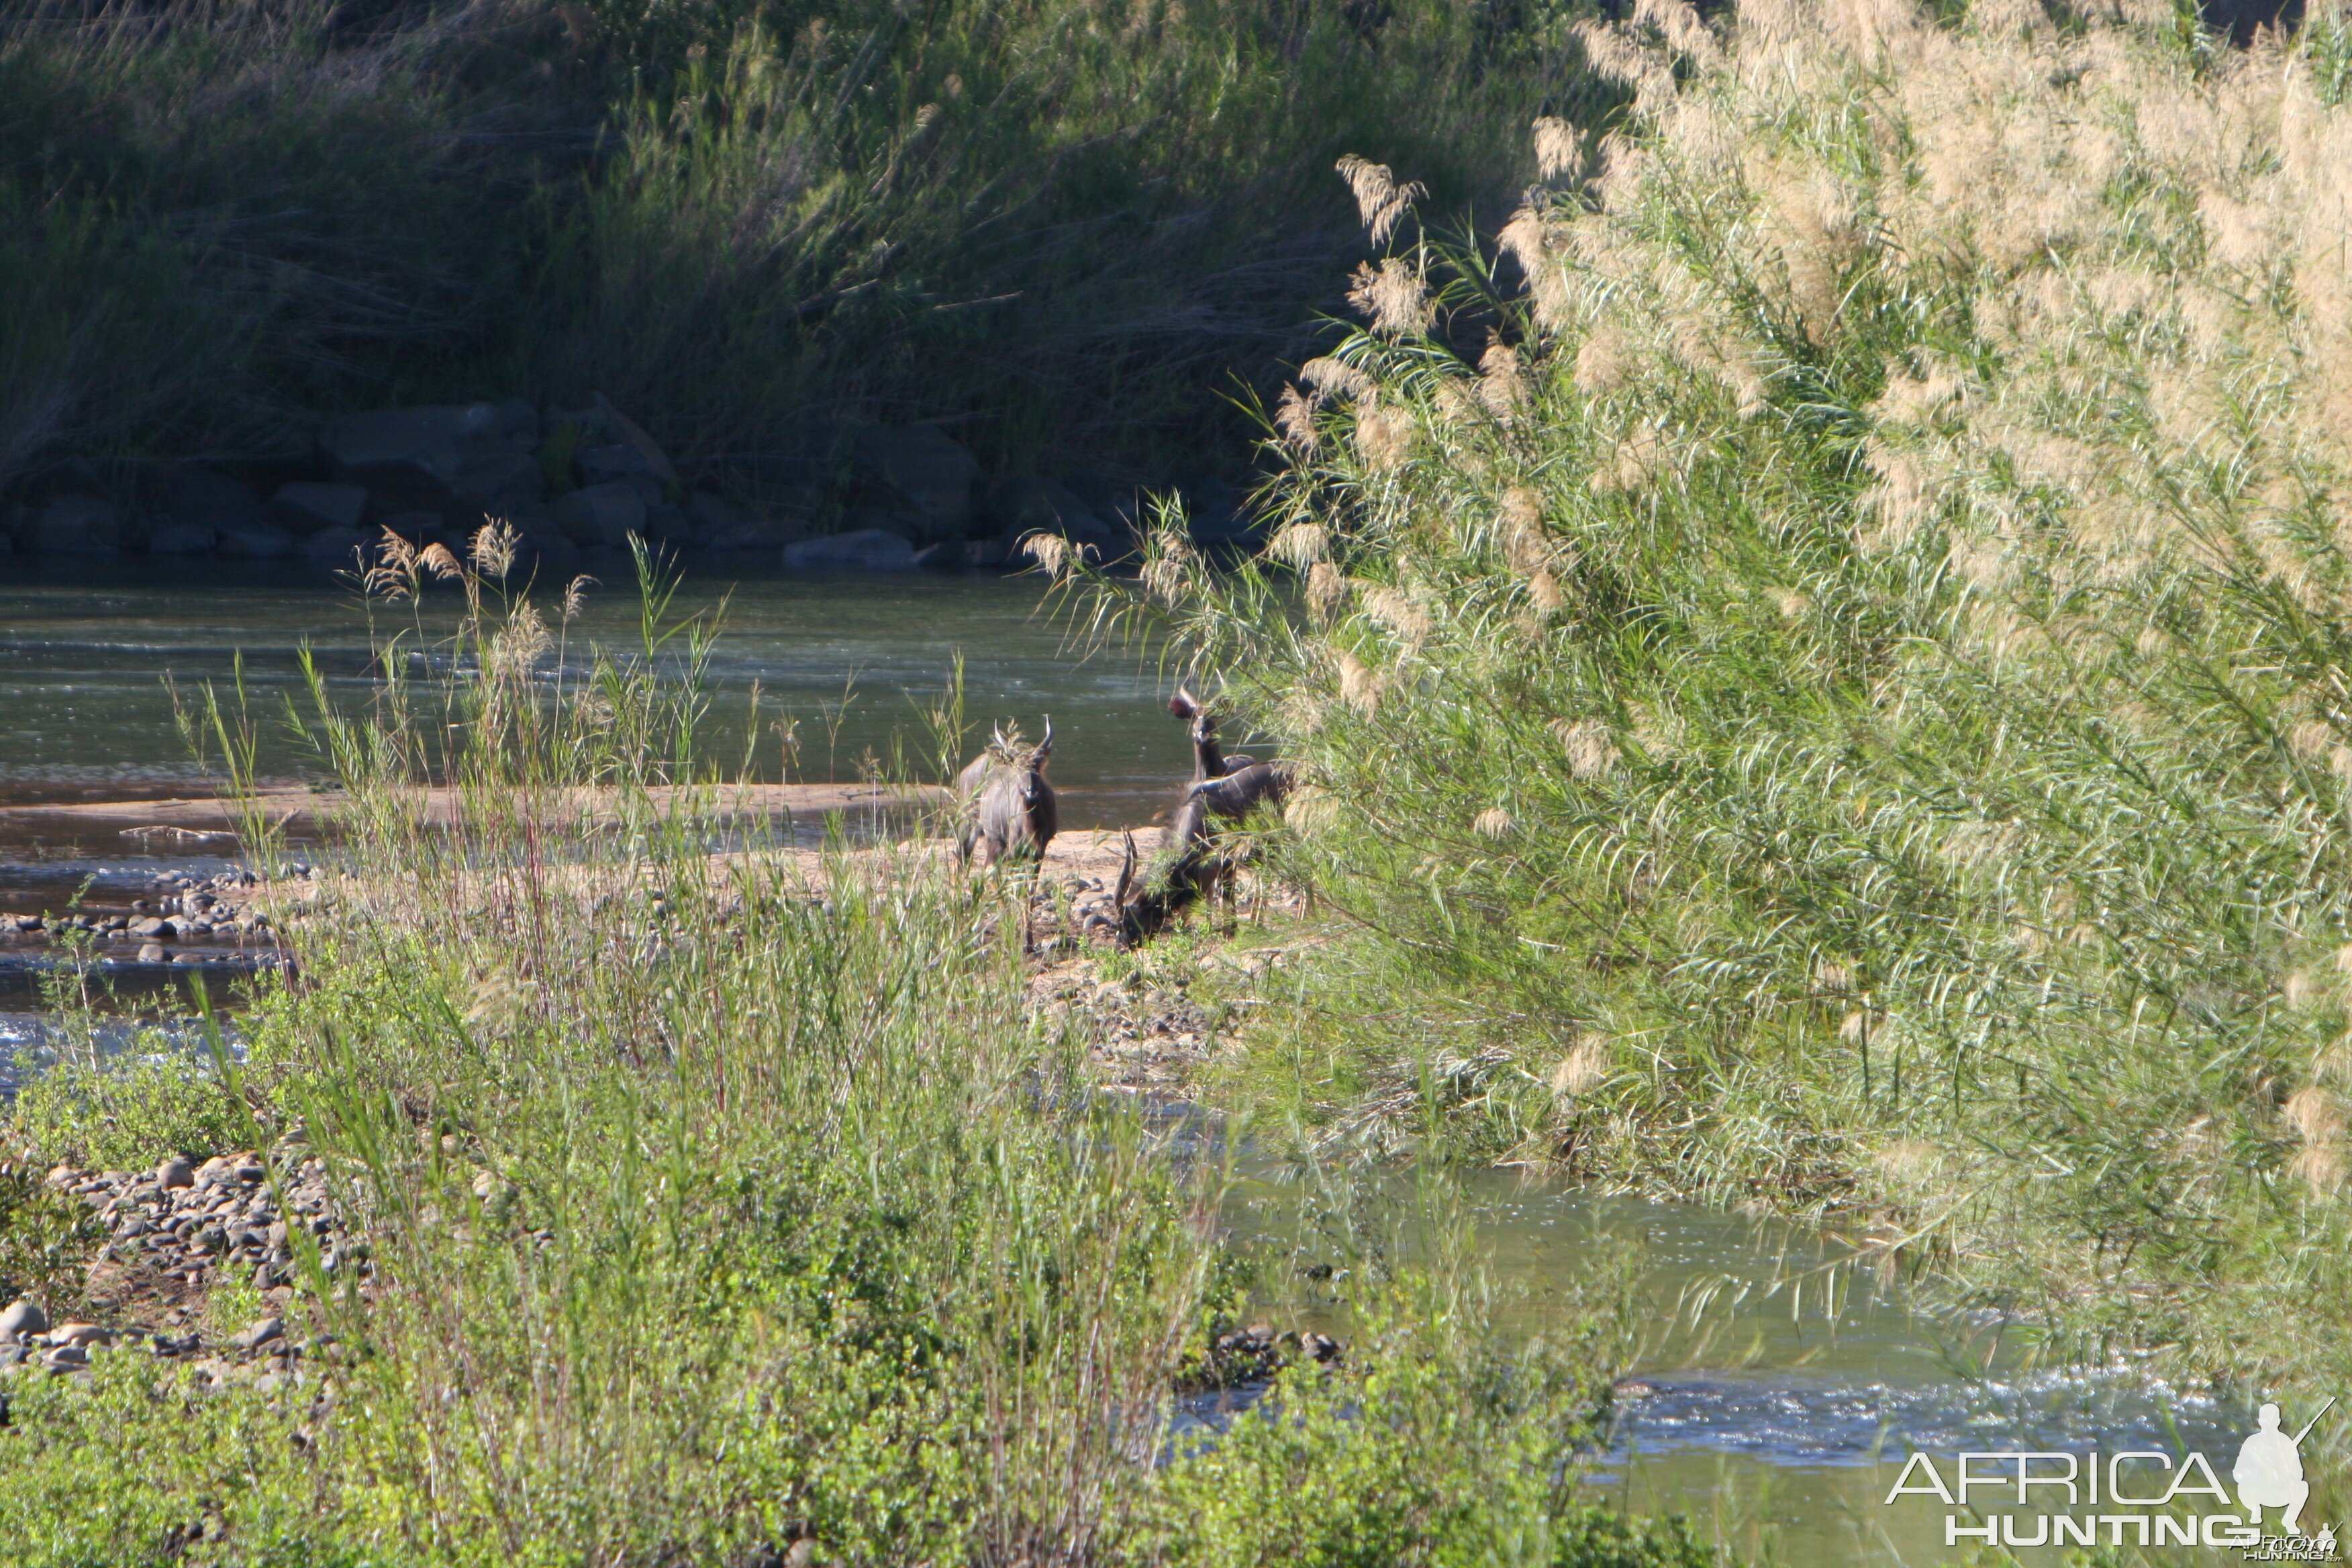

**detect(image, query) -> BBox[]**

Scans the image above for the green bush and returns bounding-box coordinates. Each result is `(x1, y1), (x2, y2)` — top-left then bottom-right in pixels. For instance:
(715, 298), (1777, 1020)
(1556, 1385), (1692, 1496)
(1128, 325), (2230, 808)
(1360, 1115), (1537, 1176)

(1083, 0), (2352, 1392)
(7, 1049), (247, 1173)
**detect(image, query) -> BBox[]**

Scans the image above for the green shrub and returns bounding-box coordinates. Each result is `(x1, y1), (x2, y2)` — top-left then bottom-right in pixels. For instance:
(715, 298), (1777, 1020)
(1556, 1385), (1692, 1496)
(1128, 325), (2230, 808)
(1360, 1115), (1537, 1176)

(7, 1049), (247, 1173)
(1079, 0), (2352, 1393)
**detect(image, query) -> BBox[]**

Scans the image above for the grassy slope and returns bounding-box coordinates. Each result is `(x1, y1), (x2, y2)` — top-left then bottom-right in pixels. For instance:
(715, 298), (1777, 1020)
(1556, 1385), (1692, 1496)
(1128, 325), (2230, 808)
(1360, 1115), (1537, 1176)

(1086, 0), (2352, 1397)
(0, 0), (1600, 485)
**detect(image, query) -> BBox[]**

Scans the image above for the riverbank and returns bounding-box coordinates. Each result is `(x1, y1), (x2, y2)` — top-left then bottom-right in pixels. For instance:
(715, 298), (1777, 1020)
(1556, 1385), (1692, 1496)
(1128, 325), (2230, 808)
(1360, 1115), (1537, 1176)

(0, 763), (1721, 1567)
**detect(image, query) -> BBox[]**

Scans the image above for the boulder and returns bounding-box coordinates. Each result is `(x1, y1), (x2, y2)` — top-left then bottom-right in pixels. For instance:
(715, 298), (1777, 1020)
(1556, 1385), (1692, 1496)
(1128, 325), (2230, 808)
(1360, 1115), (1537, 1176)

(577, 442), (665, 496)
(701, 517), (807, 552)
(321, 403), (544, 518)
(217, 522), (297, 557)
(302, 526), (369, 567)
(147, 522), (218, 554)
(781, 528), (917, 571)
(150, 467), (263, 534)
(911, 540), (968, 570)
(547, 482), (645, 548)
(589, 395), (678, 488)
(682, 491), (744, 540)
(11, 458), (106, 506)
(28, 495), (121, 552)
(273, 482), (369, 534)
(983, 476), (1111, 546)
(852, 425), (978, 541)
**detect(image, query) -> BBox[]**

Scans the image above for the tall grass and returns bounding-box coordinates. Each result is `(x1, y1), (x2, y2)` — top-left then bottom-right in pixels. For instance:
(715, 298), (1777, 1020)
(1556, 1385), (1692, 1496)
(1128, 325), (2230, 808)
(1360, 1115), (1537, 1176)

(0, 0), (1604, 486)
(1080, 0), (2352, 1398)
(0, 562), (1718, 1566)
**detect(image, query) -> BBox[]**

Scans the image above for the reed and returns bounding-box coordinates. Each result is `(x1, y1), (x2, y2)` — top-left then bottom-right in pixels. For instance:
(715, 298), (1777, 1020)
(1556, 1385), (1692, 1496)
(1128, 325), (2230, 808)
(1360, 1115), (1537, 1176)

(1071, 0), (2352, 1402)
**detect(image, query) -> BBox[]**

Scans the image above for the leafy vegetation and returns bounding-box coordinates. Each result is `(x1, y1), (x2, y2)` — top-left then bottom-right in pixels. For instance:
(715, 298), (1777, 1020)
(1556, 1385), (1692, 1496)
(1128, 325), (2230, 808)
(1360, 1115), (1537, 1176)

(0, 558), (1712, 1566)
(0, 0), (1602, 486)
(1081, 0), (2352, 1399)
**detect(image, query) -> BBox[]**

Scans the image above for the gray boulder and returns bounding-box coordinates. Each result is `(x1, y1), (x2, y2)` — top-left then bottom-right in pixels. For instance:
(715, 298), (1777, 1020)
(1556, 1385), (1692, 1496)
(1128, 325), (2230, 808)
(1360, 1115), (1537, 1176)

(273, 482), (369, 534)
(28, 495), (121, 552)
(782, 528), (917, 571)
(148, 522), (217, 554)
(852, 426), (978, 542)
(322, 403), (544, 518)
(548, 482), (645, 548)
(0, 1299), (46, 1338)
(302, 526), (369, 567)
(150, 467), (262, 536)
(217, 522), (297, 557)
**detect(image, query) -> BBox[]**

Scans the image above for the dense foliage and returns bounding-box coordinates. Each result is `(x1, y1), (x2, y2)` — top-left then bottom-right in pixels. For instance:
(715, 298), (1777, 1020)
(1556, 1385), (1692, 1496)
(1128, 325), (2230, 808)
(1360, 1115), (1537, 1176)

(1099, 0), (2352, 1390)
(0, 0), (1600, 485)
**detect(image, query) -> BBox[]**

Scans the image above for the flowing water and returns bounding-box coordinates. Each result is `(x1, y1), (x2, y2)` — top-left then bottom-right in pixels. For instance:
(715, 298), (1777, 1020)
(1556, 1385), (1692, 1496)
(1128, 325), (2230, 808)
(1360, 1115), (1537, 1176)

(0, 560), (2277, 1564)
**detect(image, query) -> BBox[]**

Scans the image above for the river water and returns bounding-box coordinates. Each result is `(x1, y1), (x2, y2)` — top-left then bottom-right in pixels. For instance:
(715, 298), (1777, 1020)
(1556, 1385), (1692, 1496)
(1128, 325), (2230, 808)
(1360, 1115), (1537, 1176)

(0, 560), (2275, 1564)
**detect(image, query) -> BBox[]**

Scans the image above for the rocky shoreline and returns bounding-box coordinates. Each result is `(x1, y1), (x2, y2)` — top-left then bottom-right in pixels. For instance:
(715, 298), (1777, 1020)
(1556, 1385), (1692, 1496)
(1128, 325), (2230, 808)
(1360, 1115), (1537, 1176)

(5, 1148), (360, 1389)
(1, 401), (1260, 574)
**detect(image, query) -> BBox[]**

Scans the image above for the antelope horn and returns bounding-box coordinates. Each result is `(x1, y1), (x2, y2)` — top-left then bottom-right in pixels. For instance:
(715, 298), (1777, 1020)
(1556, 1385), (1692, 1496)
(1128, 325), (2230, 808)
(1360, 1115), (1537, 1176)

(1035, 716), (1053, 761)
(1115, 830), (1138, 908)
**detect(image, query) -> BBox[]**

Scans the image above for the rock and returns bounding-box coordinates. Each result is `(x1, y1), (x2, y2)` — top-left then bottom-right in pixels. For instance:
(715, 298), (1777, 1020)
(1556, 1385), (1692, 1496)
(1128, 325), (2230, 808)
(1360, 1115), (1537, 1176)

(322, 403), (544, 519)
(53, 1322), (109, 1348)
(148, 522), (218, 554)
(42, 1344), (88, 1373)
(547, 481), (645, 548)
(301, 525), (369, 567)
(141, 464), (262, 554)
(138, 942), (167, 963)
(852, 425), (977, 541)
(157, 1157), (194, 1190)
(589, 395), (678, 488)
(231, 1316), (283, 1352)
(781, 528), (917, 571)
(910, 540), (968, 570)
(129, 916), (169, 938)
(576, 442), (665, 495)
(683, 491), (744, 540)
(495, 399), (538, 444)
(273, 482), (369, 534)
(11, 458), (107, 507)
(28, 494), (121, 553)
(1300, 1330), (1342, 1363)
(217, 522), (298, 558)
(0, 1300), (48, 1338)
(701, 517), (807, 552)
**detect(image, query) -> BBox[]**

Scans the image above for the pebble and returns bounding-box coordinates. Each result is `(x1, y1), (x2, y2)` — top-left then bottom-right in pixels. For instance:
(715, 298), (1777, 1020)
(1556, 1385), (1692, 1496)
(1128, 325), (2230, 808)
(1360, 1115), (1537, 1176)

(42, 1344), (88, 1372)
(138, 942), (166, 963)
(157, 1157), (194, 1189)
(232, 1316), (283, 1352)
(0, 1299), (48, 1338)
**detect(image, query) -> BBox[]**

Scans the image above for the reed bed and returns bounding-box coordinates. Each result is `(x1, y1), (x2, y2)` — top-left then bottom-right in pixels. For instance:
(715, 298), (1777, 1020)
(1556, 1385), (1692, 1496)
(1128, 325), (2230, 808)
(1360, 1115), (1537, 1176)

(1075, 0), (2352, 1400)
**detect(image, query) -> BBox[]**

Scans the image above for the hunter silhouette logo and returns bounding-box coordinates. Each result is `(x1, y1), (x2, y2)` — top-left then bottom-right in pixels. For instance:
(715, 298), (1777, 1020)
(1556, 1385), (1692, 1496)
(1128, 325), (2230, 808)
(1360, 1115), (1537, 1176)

(1881, 1396), (2339, 1556)
(2236, 1400), (2326, 1537)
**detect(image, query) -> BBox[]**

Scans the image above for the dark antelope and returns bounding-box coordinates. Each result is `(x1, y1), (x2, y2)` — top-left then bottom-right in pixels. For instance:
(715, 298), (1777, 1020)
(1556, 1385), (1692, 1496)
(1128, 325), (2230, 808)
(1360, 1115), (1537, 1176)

(955, 720), (1057, 867)
(1167, 685), (1289, 822)
(1100, 691), (1291, 943)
